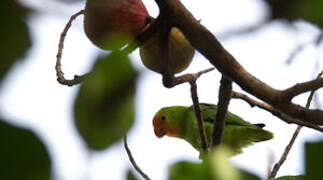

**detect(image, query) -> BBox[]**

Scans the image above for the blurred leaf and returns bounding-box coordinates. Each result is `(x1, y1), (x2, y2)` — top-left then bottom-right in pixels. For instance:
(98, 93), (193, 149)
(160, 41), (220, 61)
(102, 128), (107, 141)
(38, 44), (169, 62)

(126, 169), (139, 180)
(169, 145), (260, 180)
(271, 175), (305, 180)
(210, 146), (260, 180)
(0, 1), (32, 85)
(209, 146), (239, 180)
(169, 161), (212, 180)
(265, 0), (323, 27)
(0, 119), (51, 180)
(305, 141), (323, 179)
(74, 51), (137, 150)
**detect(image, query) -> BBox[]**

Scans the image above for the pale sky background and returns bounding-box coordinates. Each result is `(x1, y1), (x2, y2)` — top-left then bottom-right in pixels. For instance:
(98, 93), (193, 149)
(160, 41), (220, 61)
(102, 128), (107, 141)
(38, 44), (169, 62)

(1, 0), (323, 179)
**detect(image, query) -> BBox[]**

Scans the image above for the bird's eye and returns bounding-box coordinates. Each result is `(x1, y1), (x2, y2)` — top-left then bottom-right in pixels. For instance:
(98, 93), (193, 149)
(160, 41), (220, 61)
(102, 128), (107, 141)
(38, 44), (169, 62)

(161, 115), (166, 121)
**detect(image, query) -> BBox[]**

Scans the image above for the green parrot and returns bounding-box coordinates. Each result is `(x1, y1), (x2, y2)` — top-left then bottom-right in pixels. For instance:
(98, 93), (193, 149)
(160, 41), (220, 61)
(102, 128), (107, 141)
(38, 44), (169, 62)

(152, 103), (273, 155)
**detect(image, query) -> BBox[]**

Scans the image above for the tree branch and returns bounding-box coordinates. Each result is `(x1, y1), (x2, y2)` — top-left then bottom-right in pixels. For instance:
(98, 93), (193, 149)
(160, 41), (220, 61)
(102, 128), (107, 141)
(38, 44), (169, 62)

(190, 80), (208, 152)
(282, 78), (323, 100)
(231, 91), (323, 132)
(211, 76), (232, 147)
(55, 9), (85, 86)
(168, 67), (216, 152)
(55, 12), (159, 86)
(268, 70), (323, 179)
(154, 0), (323, 127)
(123, 135), (151, 180)
(268, 126), (302, 179)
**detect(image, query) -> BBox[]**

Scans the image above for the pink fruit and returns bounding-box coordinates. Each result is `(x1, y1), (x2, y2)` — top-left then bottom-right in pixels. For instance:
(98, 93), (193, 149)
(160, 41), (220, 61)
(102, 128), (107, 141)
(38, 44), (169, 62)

(84, 0), (148, 50)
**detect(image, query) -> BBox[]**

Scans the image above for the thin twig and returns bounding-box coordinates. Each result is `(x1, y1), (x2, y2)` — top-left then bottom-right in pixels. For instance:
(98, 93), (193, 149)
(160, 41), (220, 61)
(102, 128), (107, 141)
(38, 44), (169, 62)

(190, 80), (208, 151)
(231, 91), (323, 132)
(55, 12), (159, 87)
(55, 9), (85, 86)
(211, 76), (232, 147)
(167, 67), (215, 152)
(285, 42), (309, 65)
(315, 32), (323, 46)
(286, 32), (323, 65)
(218, 21), (268, 41)
(268, 70), (323, 179)
(123, 135), (151, 180)
(268, 126), (302, 179)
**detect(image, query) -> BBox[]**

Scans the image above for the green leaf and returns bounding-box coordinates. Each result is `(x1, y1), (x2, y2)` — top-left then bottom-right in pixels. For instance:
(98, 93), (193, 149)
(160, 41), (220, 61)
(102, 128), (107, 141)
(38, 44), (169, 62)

(266, 0), (323, 27)
(126, 169), (139, 180)
(210, 146), (260, 180)
(74, 51), (137, 150)
(305, 141), (323, 179)
(169, 161), (212, 180)
(169, 145), (260, 180)
(0, 119), (51, 180)
(271, 175), (305, 180)
(0, 1), (32, 84)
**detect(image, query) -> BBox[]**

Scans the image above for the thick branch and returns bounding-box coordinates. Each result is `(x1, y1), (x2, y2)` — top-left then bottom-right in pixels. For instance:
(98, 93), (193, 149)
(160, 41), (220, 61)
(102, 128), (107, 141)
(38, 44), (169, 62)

(283, 78), (323, 100)
(211, 76), (232, 147)
(154, 0), (323, 126)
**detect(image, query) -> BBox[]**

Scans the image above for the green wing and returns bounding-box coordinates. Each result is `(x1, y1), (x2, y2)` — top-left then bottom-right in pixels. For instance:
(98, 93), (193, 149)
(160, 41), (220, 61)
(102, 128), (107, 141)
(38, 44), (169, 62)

(186, 103), (273, 154)
(188, 103), (252, 126)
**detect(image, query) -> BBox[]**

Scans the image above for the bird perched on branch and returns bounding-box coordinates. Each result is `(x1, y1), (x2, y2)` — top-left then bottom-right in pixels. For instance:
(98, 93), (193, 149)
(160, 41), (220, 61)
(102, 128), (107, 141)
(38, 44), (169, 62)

(153, 103), (273, 155)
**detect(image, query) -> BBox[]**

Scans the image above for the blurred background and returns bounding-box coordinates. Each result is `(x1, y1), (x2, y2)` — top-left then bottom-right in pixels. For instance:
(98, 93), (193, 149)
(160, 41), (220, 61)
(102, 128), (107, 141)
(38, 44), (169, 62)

(0, 0), (322, 179)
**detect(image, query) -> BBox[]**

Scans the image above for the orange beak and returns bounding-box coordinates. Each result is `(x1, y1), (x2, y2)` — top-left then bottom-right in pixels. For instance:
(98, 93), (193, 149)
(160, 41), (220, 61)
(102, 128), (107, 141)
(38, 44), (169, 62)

(153, 115), (166, 138)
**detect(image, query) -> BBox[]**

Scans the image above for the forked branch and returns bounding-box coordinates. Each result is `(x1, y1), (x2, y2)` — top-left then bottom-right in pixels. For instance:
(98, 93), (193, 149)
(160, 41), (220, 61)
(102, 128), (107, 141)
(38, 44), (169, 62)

(154, 0), (323, 128)
(269, 70), (323, 179)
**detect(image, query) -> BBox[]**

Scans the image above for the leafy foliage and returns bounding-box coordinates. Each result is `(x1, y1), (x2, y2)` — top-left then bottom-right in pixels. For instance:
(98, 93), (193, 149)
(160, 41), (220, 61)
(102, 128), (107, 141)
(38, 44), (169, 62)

(74, 51), (138, 150)
(272, 175), (305, 180)
(0, 1), (31, 85)
(127, 169), (139, 180)
(305, 141), (323, 179)
(0, 120), (51, 180)
(169, 146), (260, 180)
(169, 161), (212, 180)
(266, 0), (323, 27)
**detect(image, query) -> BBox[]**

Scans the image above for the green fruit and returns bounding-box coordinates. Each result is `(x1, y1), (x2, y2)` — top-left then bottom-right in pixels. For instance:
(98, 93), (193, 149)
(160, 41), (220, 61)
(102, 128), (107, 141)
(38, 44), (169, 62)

(139, 27), (195, 74)
(84, 0), (148, 50)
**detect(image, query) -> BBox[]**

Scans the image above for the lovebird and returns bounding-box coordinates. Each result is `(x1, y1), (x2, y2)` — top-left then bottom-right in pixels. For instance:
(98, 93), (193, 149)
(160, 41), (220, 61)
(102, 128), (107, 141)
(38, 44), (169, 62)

(153, 103), (273, 154)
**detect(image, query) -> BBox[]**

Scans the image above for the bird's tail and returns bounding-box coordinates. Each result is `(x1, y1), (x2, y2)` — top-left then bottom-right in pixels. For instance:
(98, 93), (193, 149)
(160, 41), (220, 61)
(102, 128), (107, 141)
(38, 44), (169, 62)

(251, 127), (274, 142)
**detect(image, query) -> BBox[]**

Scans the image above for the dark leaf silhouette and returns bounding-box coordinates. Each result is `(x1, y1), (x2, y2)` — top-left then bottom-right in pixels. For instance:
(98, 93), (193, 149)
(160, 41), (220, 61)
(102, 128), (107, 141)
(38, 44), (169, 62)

(0, 119), (51, 180)
(0, 1), (31, 85)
